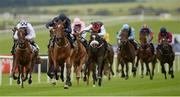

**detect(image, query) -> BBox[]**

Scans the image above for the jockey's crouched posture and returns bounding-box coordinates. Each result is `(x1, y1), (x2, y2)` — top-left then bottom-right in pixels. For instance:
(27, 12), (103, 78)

(156, 27), (173, 52)
(116, 24), (138, 50)
(11, 20), (41, 63)
(46, 13), (76, 48)
(139, 24), (155, 54)
(71, 17), (88, 49)
(83, 21), (109, 51)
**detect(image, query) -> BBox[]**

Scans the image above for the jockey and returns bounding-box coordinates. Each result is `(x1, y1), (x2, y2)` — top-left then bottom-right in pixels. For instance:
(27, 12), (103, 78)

(157, 27), (173, 51)
(83, 21), (108, 50)
(46, 13), (75, 48)
(117, 24), (138, 50)
(139, 23), (154, 54)
(71, 17), (88, 48)
(11, 20), (40, 55)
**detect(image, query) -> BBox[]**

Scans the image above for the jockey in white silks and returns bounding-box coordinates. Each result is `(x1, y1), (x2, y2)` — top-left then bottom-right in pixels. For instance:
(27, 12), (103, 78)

(12, 20), (40, 54)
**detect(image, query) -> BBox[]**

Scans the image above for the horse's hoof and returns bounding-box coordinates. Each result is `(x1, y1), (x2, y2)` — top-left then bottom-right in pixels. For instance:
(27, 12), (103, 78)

(121, 75), (125, 78)
(17, 80), (20, 84)
(171, 75), (174, 79)
(60, 75), (64, 82)
(125, 76), (128, 80)
(67, 82), (72, 87)
(83, 77), (87, 82)
(47, 73), (53, 79)
(150, 77), (153, 80)
(28, 79), (32, 84)
(64, 85), (69, 89)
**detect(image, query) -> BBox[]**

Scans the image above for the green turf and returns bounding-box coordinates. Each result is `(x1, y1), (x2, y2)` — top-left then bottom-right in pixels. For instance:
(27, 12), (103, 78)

(0, 72), (179, 96)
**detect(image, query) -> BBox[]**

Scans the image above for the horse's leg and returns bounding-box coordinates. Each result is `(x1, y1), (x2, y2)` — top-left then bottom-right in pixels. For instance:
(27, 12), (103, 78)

(116, 57), (120, 74)
(92, 65), (96, 87)
(12, 56), (18, 80)
(87, 66), (90, 86)
(168, 62), (174, 79)
(53, 60), (59, 81)
(64, 62), (72, 89)
(152, 62), (155, 77)
(132, 60), (136, 77)
(146, 62), (152, 80)
(121, 61), (125, 78)
(17, 65), (21, 85)
(141, 60), (144, 78)
(60, 64), (64, 82)
(161, 62), (167, 79)
(19, 65), (24, 88)
(125, 62), (129, 80)
(47, 58), (54, 79)
(83, 59), (91, 81)
(97, 60), (104, 86)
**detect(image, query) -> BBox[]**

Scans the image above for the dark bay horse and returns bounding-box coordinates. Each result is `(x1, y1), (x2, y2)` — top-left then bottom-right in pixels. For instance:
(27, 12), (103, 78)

(84, 33), (106, 87)
(156, 36), (175, 79)
(50, 20), (74, 89)
(117, 29), (136, 80)
(12, 27), (36, 88)
(71, 26), (88, 85)
(136, 32), (156, 80)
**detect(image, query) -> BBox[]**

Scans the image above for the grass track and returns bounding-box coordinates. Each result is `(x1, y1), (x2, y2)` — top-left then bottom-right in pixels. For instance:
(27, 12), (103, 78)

(0, 72), (180, 96)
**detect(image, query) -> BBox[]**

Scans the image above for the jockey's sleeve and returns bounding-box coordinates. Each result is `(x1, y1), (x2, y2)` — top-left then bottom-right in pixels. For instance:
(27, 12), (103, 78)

(98, 25), (106, 36)
(26, 23), (36, 40)
(116, 31), (121, 39)
(128, 28), (135, 40)
(168, 32), (173, 43)
(65, 19), (72, 33)
(13, 31), (18, 40)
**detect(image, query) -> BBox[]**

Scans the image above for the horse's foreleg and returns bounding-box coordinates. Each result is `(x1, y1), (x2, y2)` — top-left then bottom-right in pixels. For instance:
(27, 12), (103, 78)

(169, 62), (174, 79)
(60, 64), (64, 82)
(121, 62), (125, 78)
(12, 57), (18, 80)
(64, 62), (72, 89)
(125, 63), (129, 80)
(161, 62), (167, 79)
(47, 58), (54, 79)
(141, 61), (144, 78)
(92, 66), (96, 87)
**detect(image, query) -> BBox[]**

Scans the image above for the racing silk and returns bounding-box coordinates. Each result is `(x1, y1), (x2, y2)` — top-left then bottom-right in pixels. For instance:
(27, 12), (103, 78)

(14, 23), (35, 40)
(71, 18), (86, 38)
(158, 32), (173, 44)
(140, 28), (153, 43)
(116, 27), (135, 40)
(83, 22), (106, 38)
(46, 16), (72, 34)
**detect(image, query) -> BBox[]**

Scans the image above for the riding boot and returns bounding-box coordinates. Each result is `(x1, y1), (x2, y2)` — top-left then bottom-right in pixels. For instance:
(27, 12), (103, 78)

(48, 36), (55, 48)
(66, 33), (76, 48)
(30, 41), (41, 64)
(81, 37), (89, 49)
(129, 39), (137, 50)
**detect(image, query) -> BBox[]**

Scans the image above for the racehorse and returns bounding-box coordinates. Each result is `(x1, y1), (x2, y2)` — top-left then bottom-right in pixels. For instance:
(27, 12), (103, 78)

(70, 26), (88, 85)
(50, 19), (74, 89)
(117, 29), (136, 80)
(11, 27), (36, 88)
(84, 33), (106, 87)
(47, 28), (65, 82)
(136, 31), (156, 80)
(156, 36), (175, 79)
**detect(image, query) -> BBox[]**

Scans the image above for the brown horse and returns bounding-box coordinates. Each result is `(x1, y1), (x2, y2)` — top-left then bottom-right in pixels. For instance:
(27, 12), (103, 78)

(51, 20), (74, 89)
(156, 36), (175, 79)
(71, 26), (88, 85)
(117, 29), (136, 80)
(11, 27), (36, 88)
(136, 32), (156, 80)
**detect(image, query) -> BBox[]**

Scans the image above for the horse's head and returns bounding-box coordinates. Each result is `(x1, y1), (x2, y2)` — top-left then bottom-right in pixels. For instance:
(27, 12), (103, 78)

(160, 36), (170, 53)
(120, 29), (129, 45)
(89, 33), (102, 48)
(53, 20), (66, 42)
(17, 27), (28, 48)
(139, 31), (148, 49)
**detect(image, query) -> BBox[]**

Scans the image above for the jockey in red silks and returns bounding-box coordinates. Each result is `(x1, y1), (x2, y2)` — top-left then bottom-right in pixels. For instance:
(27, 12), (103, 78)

(157, 27), (173, 51)
(139, 23), (155, 54)
(158, 27), (173, 44)
(71, 17), (88, 48)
